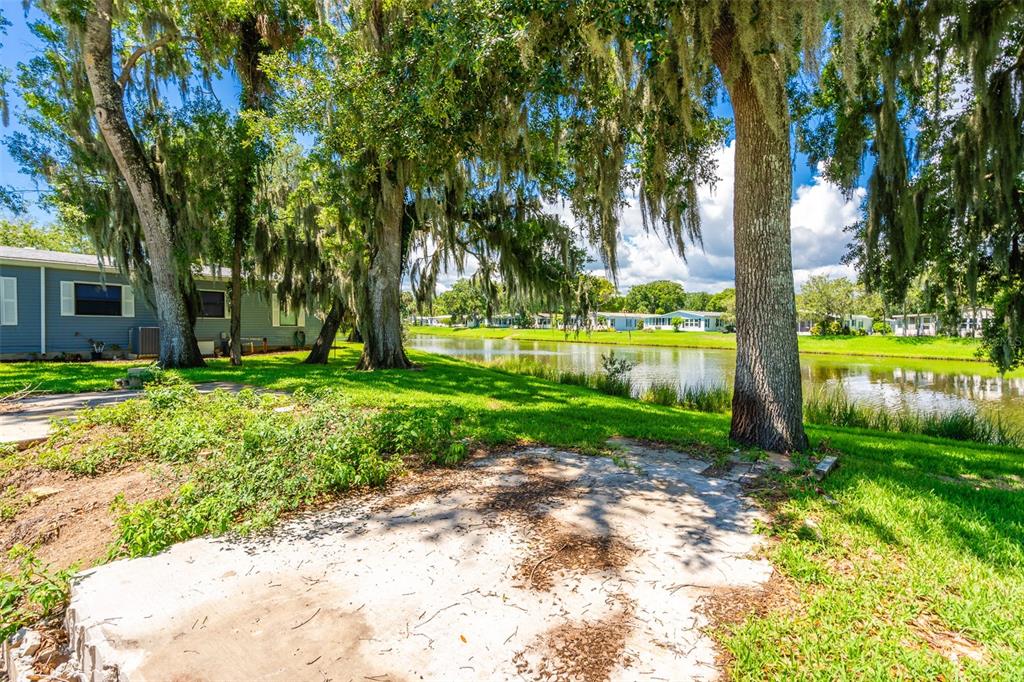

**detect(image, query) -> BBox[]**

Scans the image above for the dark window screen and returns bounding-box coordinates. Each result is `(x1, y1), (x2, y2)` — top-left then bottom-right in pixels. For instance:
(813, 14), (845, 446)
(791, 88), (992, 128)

(75, 283), (121, 316)
(199, 290), (225, 318)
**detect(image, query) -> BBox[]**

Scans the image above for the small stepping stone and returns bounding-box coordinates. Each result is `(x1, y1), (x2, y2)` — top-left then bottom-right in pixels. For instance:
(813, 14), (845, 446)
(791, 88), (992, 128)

(815, 456), (838, 480)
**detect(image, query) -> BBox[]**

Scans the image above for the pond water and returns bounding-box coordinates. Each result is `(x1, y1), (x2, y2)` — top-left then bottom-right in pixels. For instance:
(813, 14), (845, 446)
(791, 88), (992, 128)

(409, 333), (1024, 426)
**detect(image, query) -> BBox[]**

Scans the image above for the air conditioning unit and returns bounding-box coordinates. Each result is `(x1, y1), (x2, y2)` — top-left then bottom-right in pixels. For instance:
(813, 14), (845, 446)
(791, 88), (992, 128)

(137, 327), (160, 357)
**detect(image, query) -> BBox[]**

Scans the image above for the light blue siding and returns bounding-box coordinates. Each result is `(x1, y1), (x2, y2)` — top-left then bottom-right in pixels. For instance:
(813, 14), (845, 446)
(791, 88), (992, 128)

(191, 282), (324, 349)
(46, 267), (156, 355)
(0, 264), (42, 354)
(1, 262), (323, 357)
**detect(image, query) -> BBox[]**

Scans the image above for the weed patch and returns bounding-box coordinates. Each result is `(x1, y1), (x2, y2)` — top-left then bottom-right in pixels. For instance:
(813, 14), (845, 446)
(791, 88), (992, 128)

(0, 546), (74, 640)
(22, 385), (459, 558)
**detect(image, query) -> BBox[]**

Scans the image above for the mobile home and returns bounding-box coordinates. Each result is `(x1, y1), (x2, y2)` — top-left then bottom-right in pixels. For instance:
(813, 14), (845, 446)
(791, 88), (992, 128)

(0, 247), (322, 359)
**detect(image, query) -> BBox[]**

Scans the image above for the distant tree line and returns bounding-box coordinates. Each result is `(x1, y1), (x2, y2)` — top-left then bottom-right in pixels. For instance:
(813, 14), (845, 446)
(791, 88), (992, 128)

(421, 276), (737, 325)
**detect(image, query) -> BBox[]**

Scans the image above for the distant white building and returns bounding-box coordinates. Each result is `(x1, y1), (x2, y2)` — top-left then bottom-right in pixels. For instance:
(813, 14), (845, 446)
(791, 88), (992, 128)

(409, 315), (451, 327)
(888, 308), (993, 337)
(847, 314), (873, 334)
(597, 310), (725, 332)
(957, 308), (994, 337)
(888, 313), (938, 337)
(797, 313), (874, 335)
(486, 314), (516, 328)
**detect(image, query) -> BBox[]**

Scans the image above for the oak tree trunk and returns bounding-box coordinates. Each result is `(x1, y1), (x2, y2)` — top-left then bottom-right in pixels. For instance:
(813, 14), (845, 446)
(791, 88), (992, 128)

(304, 296), (345, 364)
(228, 15), (269, 367)
(83, 0), (204, 368)
(356, 175), (411, 370)
(229, 226), (244, 366)
(713, 28), (808, 452)
(228, 120), (255, 367)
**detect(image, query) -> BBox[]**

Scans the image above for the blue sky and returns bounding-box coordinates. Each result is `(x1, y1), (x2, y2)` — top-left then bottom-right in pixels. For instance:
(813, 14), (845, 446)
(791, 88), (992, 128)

(1, 4), (862, 292)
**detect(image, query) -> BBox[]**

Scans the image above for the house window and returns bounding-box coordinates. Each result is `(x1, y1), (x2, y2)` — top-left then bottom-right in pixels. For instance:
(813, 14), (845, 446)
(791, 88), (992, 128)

(75, 283), (121, 316)
(199, 290), (226, 318)
(279, 305), (299, 327)
(0, 277), (16, 326)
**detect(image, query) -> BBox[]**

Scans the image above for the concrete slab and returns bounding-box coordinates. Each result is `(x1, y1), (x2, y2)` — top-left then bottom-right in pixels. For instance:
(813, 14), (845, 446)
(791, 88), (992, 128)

(65, 446), (771, 681)
(0, 383), (260, 445)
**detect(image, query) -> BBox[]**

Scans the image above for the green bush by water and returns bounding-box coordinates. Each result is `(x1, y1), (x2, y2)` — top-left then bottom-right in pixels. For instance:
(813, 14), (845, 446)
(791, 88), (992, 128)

(489, 358), (733, 412)
(640, 379), (680, 406)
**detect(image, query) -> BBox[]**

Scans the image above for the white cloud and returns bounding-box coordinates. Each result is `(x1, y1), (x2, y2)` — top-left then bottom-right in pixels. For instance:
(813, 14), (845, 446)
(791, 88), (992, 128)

(407, 143), (866, 294)
(595, 146), (865, 293)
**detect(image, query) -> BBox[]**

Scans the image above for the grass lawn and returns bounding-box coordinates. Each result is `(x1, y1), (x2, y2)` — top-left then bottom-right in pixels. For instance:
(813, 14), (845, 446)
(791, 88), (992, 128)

(411, 325), (991, 362)
(2, 347), (1022, 678)
(0, 358), (150, 396)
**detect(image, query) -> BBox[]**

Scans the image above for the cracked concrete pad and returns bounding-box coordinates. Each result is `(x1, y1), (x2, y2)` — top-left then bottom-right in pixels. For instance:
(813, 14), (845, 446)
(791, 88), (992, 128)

(66, 446), (771, 681)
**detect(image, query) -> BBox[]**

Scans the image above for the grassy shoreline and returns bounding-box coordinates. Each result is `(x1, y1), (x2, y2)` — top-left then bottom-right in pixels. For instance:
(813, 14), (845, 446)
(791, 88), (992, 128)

(2, 348), (1022, 677)
(410, 325), (992, 362)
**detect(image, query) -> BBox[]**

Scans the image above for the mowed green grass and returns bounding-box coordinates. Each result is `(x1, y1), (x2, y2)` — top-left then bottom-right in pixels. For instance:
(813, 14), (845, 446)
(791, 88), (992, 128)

(2, 347), (1022, 678)
(411, 325), (990, 361)
(0, 358), (150, 395)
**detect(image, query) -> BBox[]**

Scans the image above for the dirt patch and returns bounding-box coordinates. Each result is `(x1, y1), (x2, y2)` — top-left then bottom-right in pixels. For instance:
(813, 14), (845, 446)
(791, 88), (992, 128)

(515, 593), (636, 682)
(0, 462), (174, 573)
(517, 517), (634, 591)
(698, 570), (799, 629)
(696, 569), (801, 672)
(909, 612), (987, 666)
(474, 455), (582, 519)
(472, 455), (636, 591)
(371, 464), (483, 513)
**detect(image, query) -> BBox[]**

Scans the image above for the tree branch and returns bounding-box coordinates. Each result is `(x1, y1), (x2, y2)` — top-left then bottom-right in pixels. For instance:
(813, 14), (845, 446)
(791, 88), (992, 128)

(117, 33), (194, 90)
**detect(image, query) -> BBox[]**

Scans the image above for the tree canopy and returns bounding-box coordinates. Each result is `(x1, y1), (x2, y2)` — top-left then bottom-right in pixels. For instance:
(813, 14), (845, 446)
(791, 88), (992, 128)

(804, 1), (1024, 369)
(623, 280), (687, 314)
(0, 217), (93, 253)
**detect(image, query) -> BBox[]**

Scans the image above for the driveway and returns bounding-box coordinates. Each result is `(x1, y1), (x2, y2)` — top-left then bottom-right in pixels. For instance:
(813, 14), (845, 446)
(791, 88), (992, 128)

(0, 383), (258, 445)
(64, 442), (773, 681)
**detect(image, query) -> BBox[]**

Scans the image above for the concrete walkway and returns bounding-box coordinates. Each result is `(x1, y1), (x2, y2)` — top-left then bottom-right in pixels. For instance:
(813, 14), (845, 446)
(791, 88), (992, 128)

(0, 383), (255, 445)
(63, 443), (772, 681)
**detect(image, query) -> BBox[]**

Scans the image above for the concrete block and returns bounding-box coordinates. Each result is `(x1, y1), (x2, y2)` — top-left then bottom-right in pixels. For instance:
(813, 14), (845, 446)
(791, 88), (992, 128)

(815, 455), (839, 480)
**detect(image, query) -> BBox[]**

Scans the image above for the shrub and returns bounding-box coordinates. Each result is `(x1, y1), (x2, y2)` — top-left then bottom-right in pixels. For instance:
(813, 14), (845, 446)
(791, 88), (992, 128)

(599, 351), (636, 397)
(600, 351), (636, 382)
(671, 317), (683, 332)
(827, 320), (844, 335)
(809, 323), (823, 336)
(873, 321), (893, 335)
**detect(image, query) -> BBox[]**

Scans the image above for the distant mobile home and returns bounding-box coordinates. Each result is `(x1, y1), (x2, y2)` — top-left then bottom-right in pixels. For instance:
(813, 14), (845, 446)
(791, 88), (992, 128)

(0, 247), (322, 359)
(797, 314), (874, 335)
(887, 309), (992, 337)
(597, 310), (725, 332)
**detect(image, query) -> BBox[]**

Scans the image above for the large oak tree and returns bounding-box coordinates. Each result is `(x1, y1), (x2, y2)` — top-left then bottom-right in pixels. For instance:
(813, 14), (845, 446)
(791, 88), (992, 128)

(266, 0), (579, 369)
(82, 0), (205, 367)
(523, 1), (874, 451)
